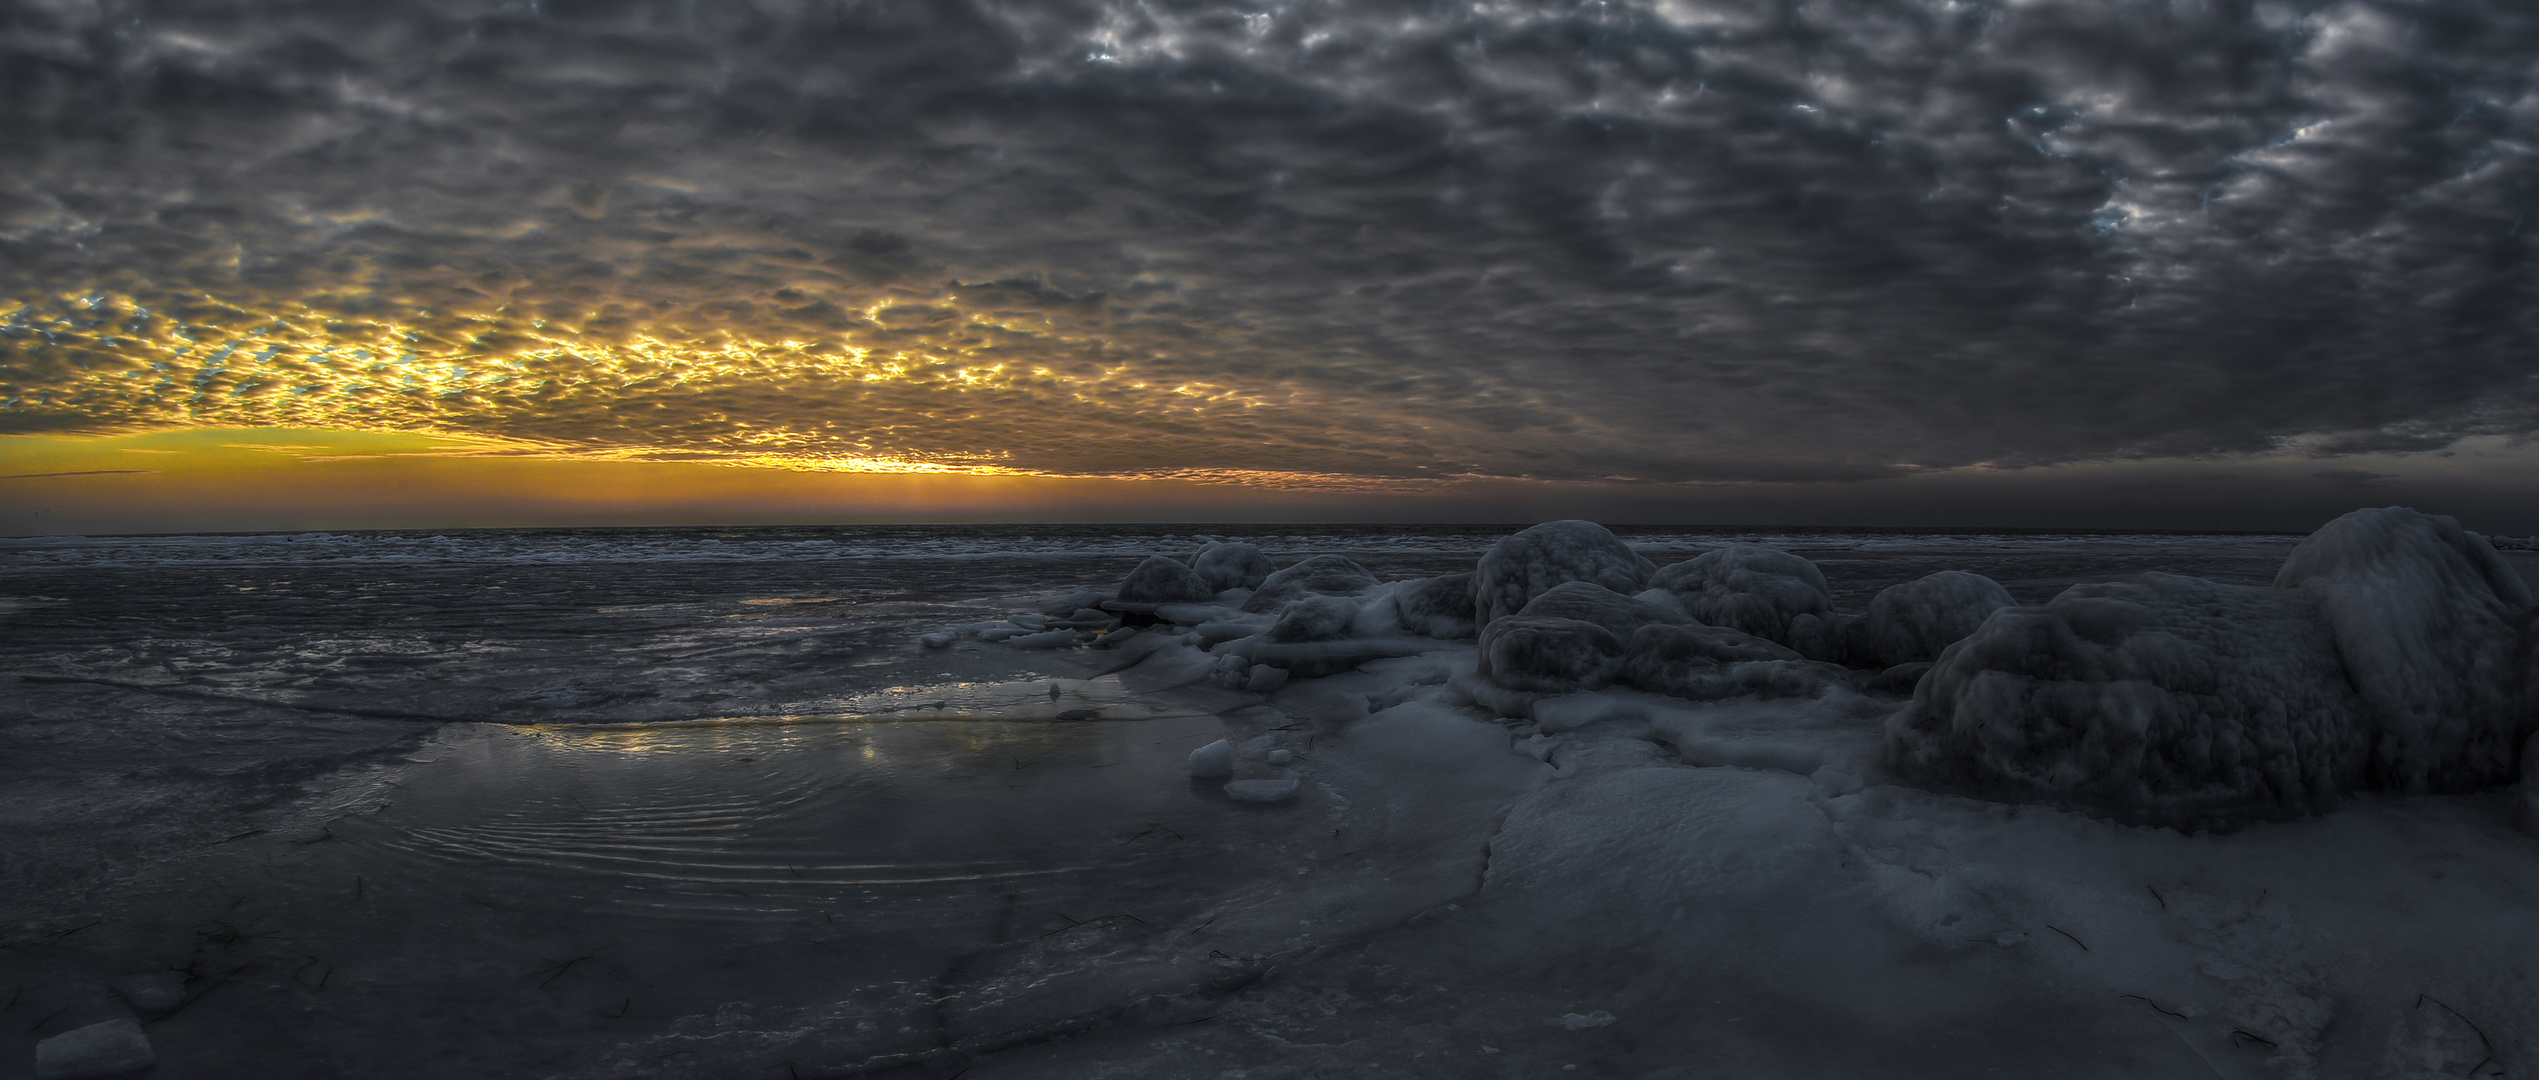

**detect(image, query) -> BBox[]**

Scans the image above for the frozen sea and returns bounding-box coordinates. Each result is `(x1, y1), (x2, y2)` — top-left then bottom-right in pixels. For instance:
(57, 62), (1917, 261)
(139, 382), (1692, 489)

(3, 525), (2534, 1079)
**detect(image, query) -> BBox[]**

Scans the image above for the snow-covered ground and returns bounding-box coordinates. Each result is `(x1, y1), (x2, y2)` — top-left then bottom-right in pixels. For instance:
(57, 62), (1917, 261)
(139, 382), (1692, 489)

(2, 519), (2532, 1078)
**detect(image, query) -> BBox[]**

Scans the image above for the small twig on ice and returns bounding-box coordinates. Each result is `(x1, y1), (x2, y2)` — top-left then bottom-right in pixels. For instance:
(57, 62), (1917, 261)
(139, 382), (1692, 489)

(2121, 994), (2187, 1021)
(2044, 925), (2089, 952)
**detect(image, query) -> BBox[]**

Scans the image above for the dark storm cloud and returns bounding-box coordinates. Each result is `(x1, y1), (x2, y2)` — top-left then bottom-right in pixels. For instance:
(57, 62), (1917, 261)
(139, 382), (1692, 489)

(3, 0), (2536, 484)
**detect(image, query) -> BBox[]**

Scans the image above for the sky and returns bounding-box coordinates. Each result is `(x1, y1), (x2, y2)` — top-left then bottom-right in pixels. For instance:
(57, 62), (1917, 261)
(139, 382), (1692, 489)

(4, 0), (2538, 535)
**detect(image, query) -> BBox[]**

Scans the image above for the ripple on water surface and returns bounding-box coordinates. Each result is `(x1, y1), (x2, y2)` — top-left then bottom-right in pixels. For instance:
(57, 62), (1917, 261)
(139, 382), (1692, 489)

(330, 682), (1290, 929)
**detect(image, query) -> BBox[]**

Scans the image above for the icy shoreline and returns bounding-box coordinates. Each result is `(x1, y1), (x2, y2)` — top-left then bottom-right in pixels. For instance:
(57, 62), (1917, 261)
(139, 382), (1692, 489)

(3, 516), (2535, 1077)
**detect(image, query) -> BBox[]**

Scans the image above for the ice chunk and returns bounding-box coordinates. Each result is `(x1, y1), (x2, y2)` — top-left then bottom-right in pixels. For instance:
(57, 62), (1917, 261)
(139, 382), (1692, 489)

(109, 972), (185, 1018)
(1241, 555), (1381, 613)
(1392, 572), (1478, 639)
(1888, 572), (2369, 829)
(1856, 571), (2015, 667)
(1621, 623), (1831, 702)
(1265, 595), (1359, 643)
(1515, 581), (1689, 641)
(1224, 777), (1300, 803)
(970, 625), (1027, 642)
(1188, 739), (1235, 778)
(36, 1019), (153, 1080)
(1008, 613), (1049, 631)
(1646, 543), (1832, 643)
(1479, 615), (1625, 694)
(1115, 555), (1216, 606)
(1245, 664), (1290, 693)
(1037, 586), (1115, 616)
(1266, 748), (1293, 764)
(1473, 521), (1658, 631)
(1784, 611), (1856, 664)
(1556, 1010), (1618, 1030)
(918, 631), (957, 649)
(1189, 541), (1273, 592)
(1865, 661), (1932, 695)
(2274, 507), (2536, 793)
(1004, 629), (1079, 650)
(1092, 626), (1140, 648)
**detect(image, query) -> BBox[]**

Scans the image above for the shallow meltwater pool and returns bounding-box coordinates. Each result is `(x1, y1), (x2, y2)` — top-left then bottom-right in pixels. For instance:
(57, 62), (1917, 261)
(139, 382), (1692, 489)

(30, 680), (1363, 1079)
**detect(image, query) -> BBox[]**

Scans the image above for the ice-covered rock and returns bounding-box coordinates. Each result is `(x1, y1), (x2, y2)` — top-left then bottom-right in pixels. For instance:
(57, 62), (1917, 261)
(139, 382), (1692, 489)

(1224, 777), (1299, 803)
(1115, 555), (1217, 606)
(1646, 543), (1833, 643)
(1624, 623), (1835, 701)
(1514, 581), (1689, 641)
(1245, 664), (1290, 693)
(36, 1019), (153, 1080)
(1784, 611), (1856, 664)
(1241, 554), (1381, 613)
(1189, 541), (1273, 592)
(1478, 615), (1626, 694)
(1188, 739), (1235, 778)
(1888, 572), (2370, 829)
(1866, 661), (1932, 695)
(1472, 521), (1657, 631)
(2274, 507), (2536, 793)
(1392, 573), (1478, 639)
(1856, 571), (2016, 667)
(1264, 596), (1359, 644)
(918, 631), (957, 649)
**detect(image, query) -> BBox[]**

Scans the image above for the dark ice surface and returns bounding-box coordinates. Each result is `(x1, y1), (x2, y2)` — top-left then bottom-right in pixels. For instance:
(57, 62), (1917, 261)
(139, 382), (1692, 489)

(3, 525), (2530, 1077)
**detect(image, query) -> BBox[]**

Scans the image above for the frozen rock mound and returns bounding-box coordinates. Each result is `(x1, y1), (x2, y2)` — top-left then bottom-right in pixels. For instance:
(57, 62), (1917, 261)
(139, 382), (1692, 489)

(1647, 543), (1833, 643)
(1473, 520), (1658, 631)
(1888, 572), (2371, 829)
(2274, 507), (2536, 792)
(1262, 595), (1366, 676)
(1242, 554), (1381, 613)
(1189, 541), (1273, 592)
(1856, 571), (2016, 667)
(1515, 581), (1688, 641)
(1478, 615), (1625, 694)
(1114, 555), (1216, 607)
(1391, 573), (1477, 639)
(1623, 623), (1835, 702)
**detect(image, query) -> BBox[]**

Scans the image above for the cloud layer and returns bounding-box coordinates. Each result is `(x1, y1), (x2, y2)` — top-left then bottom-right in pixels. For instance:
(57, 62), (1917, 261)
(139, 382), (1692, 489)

(4, 0), (2536, 485)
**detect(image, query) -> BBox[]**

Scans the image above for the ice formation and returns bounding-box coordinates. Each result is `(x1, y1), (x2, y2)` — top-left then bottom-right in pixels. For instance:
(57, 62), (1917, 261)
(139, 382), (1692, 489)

(928, 506), (2533, 836)
(1187, 738), (1235, 778)
(1854, 570), (2016, 667)
(1513, 580), (1689, 640)
(2274, 507), (2535, 793)
(1891, 508), (2539, 829)
(1114, 554), (1216, 606)
(1471, 520), (1657, 630)
(1477, 615), (1626, 694)
(35, 1019), (153, 1080)
(1188, 541), (1273, 592)
(1389, 572), (1478, 640)
(1646, 542), (1835, 643)
(1887, 572), (2371, 828)
(1241, 554), (1381, 613)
